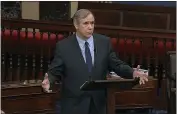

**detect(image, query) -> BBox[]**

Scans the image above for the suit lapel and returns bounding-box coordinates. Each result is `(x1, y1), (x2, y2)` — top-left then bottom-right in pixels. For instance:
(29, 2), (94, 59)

(92, 34), (101, 74)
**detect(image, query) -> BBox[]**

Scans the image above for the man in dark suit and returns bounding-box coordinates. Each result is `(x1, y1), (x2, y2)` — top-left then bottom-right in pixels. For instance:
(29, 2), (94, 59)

(42, 9), (148, 114)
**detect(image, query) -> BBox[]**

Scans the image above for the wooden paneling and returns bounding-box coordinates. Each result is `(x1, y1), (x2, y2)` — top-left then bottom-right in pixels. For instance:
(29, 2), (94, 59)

(115, 78), (156, 109)
(2, 82), (60, 114)
(170, 13), (176, 30)
(91, 9), (121, 26)
(78, 1), (175, 13)
(2, 94), (55, 113)
(115, 90), (154, 108)
(78, 1), (176, 31)
(123, 11), (168, 29)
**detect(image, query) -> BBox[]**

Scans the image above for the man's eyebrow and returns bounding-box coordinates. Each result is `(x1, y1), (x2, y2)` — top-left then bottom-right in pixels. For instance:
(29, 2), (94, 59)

(83, 21), (95, 23)
(88, 21), (95, 23)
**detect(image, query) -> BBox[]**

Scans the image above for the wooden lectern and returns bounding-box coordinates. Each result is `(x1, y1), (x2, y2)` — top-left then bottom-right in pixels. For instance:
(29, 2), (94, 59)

(80, 78), (140, 114)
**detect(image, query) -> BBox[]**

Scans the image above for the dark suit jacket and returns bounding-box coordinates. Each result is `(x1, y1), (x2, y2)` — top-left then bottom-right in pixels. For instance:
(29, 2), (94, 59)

(48, 33), (133, 114)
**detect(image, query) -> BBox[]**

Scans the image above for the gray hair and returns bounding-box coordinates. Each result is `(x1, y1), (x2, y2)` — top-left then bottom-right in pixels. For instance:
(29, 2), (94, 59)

(73, 9), (94, 24)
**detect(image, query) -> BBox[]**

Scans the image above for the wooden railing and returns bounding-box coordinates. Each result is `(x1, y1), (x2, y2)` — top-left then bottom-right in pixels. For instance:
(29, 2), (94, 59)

(2, 19), (176, 83)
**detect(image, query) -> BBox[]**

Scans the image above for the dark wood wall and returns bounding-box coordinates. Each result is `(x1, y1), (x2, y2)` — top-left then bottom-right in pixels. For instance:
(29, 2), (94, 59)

(78, 2), (176, 30)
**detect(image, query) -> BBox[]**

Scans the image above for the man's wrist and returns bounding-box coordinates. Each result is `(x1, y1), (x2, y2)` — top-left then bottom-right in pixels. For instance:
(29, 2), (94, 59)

(133, 70), (139, 79)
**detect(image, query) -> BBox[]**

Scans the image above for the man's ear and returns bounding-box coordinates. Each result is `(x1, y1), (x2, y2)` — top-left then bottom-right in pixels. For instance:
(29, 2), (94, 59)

(74, 21), (78, 30)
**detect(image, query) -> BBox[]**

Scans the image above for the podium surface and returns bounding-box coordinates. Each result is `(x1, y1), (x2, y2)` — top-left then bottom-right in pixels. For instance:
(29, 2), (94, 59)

(80, 79), (139, 91)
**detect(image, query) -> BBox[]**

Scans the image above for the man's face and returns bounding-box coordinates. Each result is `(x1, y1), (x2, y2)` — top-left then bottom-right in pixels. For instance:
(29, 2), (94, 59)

(75, 14), (95, 39)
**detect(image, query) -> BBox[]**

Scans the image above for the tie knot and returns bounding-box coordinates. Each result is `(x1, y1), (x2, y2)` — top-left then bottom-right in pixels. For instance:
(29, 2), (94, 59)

(85, 41), (89, 46)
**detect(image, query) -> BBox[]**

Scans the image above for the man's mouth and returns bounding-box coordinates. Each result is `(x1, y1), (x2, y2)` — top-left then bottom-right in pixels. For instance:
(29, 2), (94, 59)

(87, 32), (92, 34)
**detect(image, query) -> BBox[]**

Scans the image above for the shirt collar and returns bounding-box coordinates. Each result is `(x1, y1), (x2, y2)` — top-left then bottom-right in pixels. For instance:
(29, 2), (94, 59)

(76, 33), (93, 48)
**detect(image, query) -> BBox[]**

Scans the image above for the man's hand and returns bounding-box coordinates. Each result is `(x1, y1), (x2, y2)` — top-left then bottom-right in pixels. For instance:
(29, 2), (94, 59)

(133, 65), (148, 85)
(41, 73), (52, 93)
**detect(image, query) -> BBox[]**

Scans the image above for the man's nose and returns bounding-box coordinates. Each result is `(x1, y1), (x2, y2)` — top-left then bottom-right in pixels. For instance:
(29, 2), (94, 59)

(88, 24), (93, 29)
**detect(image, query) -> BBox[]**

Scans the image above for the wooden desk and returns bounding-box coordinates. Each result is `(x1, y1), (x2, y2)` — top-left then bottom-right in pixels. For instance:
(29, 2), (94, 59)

(107, 77), (157, 114)
(1, 81), (60, 114)
(2, 78), (166, 114)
